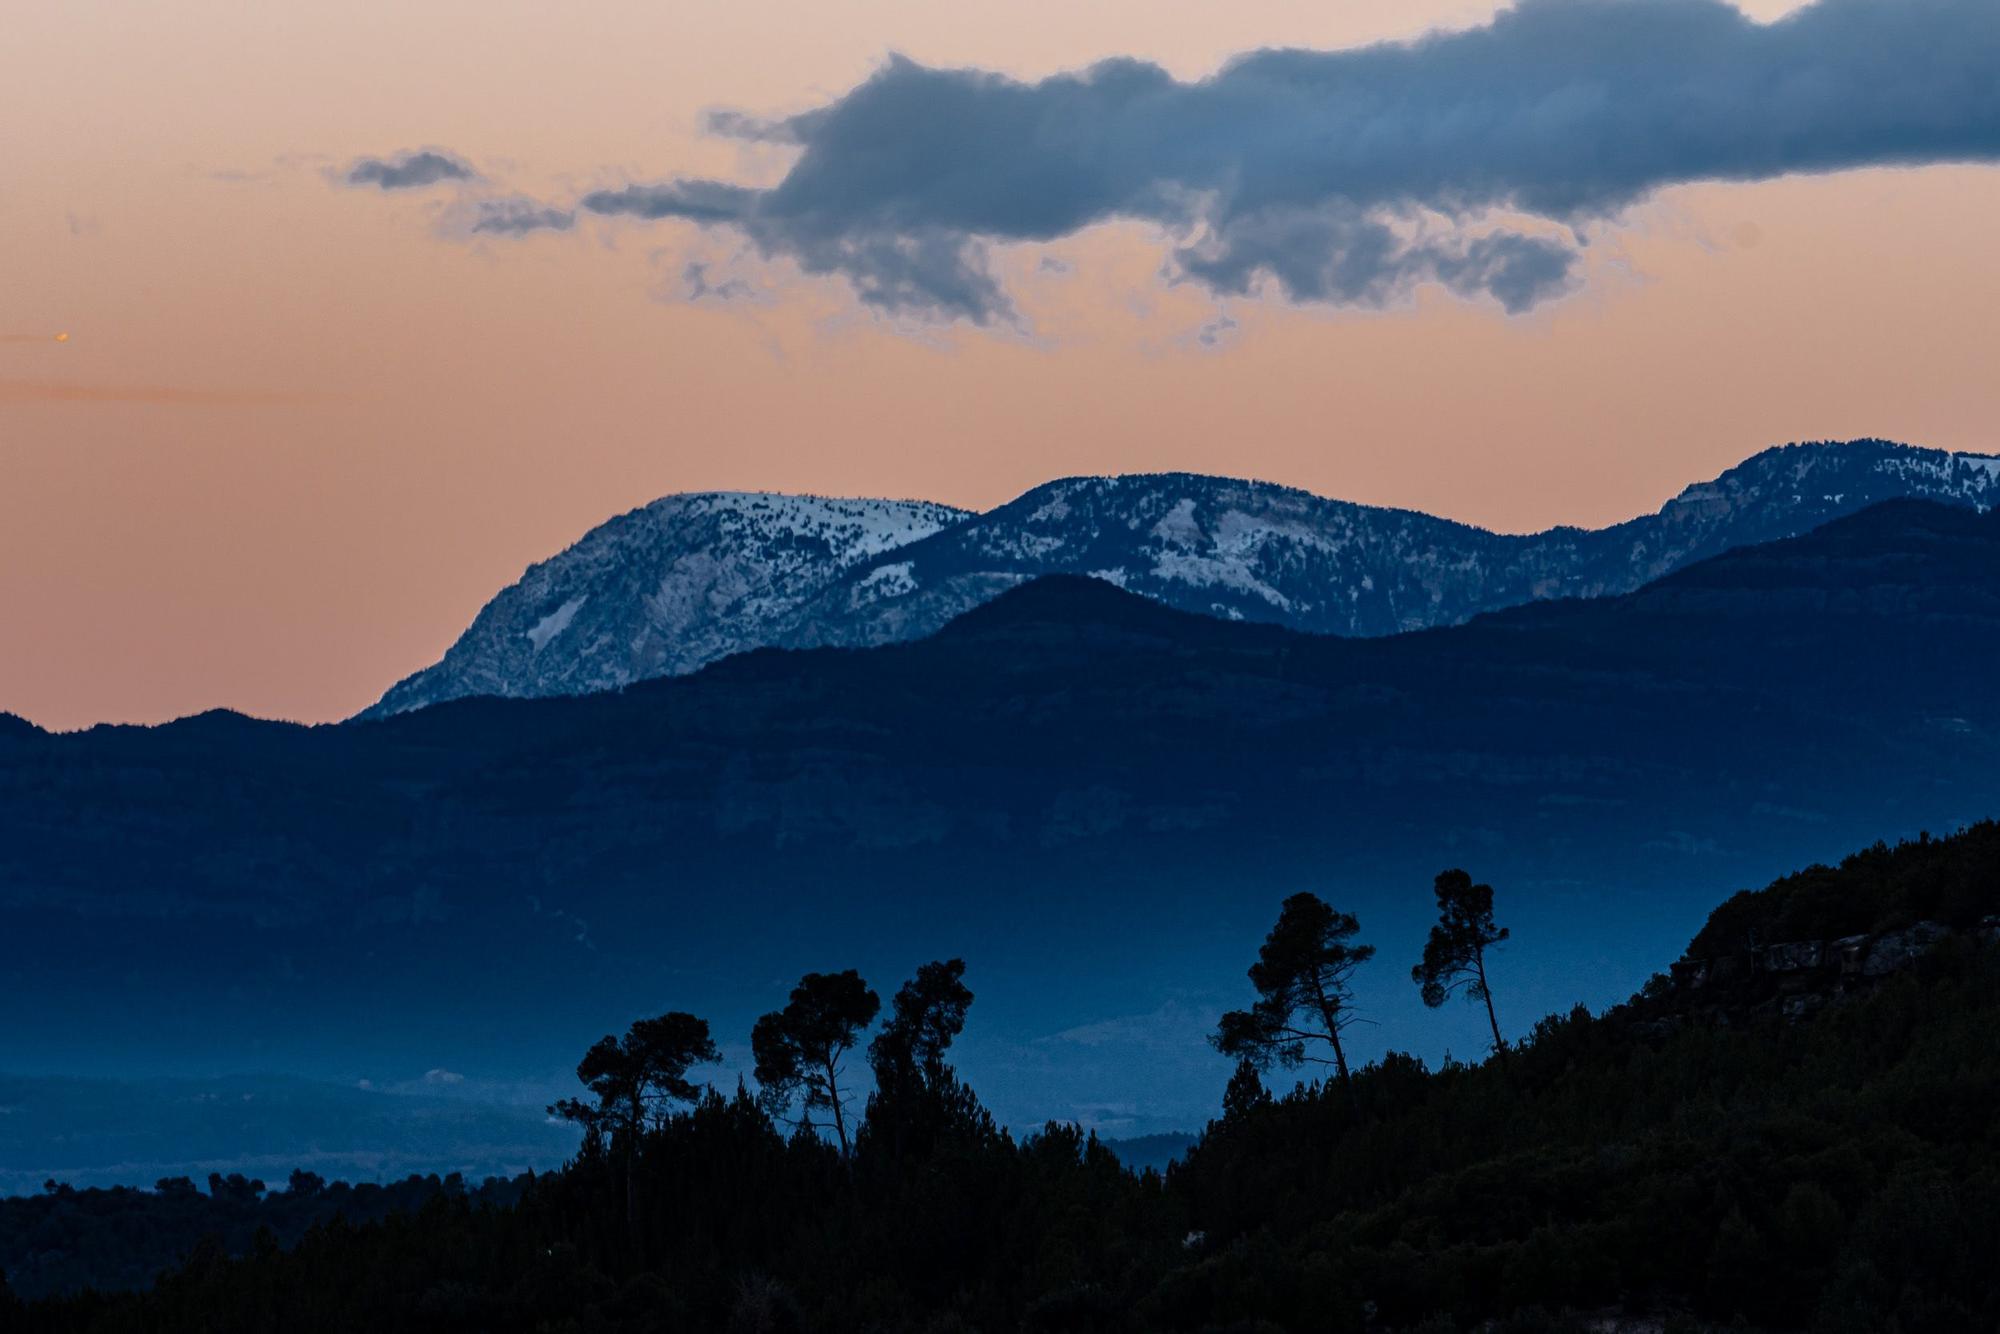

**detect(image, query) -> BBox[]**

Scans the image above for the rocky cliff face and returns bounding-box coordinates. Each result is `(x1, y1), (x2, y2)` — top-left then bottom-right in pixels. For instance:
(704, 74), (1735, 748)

(365, 439), (2000, 716)
(1637, 917), (2000, 1034)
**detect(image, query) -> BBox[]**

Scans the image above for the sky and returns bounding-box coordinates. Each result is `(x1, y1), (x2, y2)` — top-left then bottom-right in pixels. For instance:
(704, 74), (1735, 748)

(3, 0), (1998, 730)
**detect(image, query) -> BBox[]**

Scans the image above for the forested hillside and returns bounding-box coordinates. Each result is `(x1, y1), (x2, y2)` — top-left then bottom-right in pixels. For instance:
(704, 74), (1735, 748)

(12, 823), (2000, 1332)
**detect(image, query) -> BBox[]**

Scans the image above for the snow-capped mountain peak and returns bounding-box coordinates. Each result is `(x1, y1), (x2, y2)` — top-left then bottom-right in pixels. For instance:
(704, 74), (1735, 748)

(363, 440), (1997, 718)
(362, 491), (970, 718)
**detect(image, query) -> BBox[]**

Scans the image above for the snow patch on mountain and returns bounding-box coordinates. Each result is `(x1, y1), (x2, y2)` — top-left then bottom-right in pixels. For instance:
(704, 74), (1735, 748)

(856, 561), (919, 599)
(526, 597), (585, 652)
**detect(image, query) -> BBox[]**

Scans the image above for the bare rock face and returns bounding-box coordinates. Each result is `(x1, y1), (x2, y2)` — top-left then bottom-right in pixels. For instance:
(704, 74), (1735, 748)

(1652, 917), (1984, 1032)
(1858, 921), (1953, 976)
(1759, 941), (1823, 972)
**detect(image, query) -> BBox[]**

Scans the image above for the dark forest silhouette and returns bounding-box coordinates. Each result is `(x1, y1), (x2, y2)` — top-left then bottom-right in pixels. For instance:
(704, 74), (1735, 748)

(10, 827), (2000, 1331)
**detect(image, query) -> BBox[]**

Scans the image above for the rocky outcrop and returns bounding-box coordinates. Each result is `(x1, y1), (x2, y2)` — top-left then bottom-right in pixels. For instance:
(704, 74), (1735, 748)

(1642, 917), (2000, 1032)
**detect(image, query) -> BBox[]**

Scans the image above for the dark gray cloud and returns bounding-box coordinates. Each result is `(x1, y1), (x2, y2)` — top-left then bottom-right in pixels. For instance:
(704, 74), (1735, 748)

(579, 0), (2000, 321)
(346, 150), (477, 190)
(469, 197), (575, 235)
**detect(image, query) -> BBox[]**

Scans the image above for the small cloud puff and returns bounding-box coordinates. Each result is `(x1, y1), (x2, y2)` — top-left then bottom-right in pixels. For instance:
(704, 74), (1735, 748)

(346, 150), (477, 191)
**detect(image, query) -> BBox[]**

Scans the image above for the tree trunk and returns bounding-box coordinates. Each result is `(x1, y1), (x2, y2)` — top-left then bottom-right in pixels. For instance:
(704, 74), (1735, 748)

(826, 1061), (850, 1157)
(1476, 951), (1507, 1066)
(1327, 1029), (1351, 1085)
(1309, 974), (1357, 1109)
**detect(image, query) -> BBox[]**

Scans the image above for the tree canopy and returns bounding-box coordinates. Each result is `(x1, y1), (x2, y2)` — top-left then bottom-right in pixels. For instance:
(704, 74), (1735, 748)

(868, 957), (973, 1087)
(1413, 868), (1511, 1061)
(752, 970), (882, 1156)
(1213, 892), (1375, 1085)
(549, 1011), (721, 1143)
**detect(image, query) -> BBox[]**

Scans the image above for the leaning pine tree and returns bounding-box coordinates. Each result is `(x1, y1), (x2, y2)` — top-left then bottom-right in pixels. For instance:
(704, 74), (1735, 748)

(1413, 868), (1511, 1065)
(1213, 892), (1375, 1093)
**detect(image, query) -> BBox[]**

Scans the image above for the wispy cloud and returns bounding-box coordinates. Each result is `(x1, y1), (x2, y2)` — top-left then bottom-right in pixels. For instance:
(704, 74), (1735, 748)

(346, 150), (477, 191)
(572, 0), (2000, 321)
(681, 259), (757, 302)
(1042, 1000), (1219, 1054)
(336, 153), (577, 242)
(468, 197), (575, 235)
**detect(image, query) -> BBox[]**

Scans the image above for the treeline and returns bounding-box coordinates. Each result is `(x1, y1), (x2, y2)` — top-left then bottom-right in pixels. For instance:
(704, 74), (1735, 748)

(12, 831), (2000, 1331)
(0, 1172), (530, 1305)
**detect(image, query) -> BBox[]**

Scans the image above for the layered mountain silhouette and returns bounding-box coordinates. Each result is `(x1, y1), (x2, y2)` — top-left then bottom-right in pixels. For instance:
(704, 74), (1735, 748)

(363, 438), (1999, 716)
(6, 499), (1999, 1152)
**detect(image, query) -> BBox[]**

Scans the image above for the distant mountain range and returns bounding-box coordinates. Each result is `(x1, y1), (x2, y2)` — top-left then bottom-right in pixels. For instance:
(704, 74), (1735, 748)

(7, 498), (2000, 1154)
(364, 438), (1999, 717)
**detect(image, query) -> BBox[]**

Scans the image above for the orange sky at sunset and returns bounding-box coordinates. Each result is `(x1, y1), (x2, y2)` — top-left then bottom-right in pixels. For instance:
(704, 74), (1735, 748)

(3, 0), (1996, 730)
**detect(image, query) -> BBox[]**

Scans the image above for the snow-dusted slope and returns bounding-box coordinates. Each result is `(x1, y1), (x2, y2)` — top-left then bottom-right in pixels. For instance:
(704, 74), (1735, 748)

(790, 439), (2000, 648)
(365, 440), (1999, 717)
(363, 493), (970, 718)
